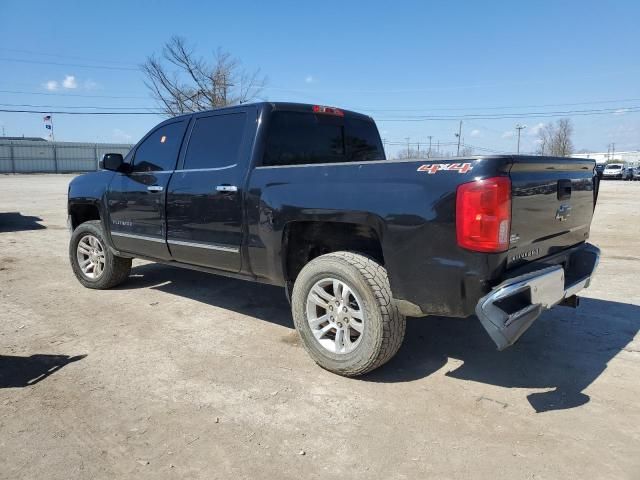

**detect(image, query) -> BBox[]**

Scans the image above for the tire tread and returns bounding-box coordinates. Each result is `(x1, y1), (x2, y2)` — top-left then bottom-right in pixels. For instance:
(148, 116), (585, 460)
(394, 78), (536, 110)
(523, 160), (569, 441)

(293, 251), (405, 377)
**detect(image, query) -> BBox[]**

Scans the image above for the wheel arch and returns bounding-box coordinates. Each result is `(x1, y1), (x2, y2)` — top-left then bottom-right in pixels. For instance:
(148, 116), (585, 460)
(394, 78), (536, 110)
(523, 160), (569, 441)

(68, 200), (102, 231)
(281, 220), (385, 290)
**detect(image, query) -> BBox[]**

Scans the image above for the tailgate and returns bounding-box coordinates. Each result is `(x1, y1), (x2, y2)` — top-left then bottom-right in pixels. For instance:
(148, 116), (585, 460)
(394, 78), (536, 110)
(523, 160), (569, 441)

(506, 156), (596, 268)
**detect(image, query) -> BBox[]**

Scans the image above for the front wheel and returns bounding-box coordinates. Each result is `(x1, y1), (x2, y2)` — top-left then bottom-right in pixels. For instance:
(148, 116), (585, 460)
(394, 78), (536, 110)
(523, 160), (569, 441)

(69, 220), (132, 289)
(291, 252), (406, 377)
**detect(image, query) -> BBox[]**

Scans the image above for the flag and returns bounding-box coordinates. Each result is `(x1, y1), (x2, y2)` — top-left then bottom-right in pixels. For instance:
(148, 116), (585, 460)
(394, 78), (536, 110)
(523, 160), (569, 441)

(43, 115), (51, 121)
(45, 125), (52, 130)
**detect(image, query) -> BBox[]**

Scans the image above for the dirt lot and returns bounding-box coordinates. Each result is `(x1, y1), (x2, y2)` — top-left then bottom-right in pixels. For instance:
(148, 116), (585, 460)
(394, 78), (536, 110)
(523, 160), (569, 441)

(0, 174), (638, 479)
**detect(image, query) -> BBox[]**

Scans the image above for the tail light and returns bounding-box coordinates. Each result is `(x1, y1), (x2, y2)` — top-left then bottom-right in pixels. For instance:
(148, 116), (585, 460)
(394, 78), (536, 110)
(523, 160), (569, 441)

(312, 105), (344, 117)
(456, 176), (511, 252)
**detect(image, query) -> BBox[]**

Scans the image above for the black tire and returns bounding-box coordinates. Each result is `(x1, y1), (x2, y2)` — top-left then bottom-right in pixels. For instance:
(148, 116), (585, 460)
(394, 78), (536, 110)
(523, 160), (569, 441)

(69, 220), (132, 289)
(291, 251), (406, 377)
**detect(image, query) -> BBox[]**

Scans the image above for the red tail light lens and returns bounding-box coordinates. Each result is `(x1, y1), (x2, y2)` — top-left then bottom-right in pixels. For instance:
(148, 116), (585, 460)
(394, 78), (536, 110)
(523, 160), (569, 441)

(456, 176), (511, 252)
(312, 105), (344, 116)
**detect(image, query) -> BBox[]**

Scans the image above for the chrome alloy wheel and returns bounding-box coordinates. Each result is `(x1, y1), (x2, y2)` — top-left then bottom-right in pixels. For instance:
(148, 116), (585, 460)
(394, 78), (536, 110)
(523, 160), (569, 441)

(76, 234), (106, 279)
(305, 278), (365, 354)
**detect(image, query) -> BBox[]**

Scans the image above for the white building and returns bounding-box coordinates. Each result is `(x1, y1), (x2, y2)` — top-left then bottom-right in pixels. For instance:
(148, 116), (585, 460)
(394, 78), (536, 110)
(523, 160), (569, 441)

(571, 150), (640, 166)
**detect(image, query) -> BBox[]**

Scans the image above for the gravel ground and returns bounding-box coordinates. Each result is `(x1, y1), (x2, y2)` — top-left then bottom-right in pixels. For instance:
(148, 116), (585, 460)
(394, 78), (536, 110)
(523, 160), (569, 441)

(1, 174), (638, 479)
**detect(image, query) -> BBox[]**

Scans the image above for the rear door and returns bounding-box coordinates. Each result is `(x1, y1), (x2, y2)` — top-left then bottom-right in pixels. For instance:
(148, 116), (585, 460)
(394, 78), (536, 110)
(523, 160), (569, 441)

(165, 108), (252, 272)
(107, 119), (188, 260)
(507, 156), (596, 268)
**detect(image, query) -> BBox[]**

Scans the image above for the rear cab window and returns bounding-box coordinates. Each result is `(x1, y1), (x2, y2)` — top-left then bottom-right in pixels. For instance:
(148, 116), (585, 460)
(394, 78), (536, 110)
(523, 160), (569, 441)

(263, 110), (385, 166)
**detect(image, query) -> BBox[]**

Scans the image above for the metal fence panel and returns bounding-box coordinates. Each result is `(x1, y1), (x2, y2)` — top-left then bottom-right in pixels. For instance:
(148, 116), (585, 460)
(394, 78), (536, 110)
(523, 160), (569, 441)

(0, 140), (133, 173)
(0, 145), (13, 173)
(55, 145), (96, 172)
(12, 143), (55, 172)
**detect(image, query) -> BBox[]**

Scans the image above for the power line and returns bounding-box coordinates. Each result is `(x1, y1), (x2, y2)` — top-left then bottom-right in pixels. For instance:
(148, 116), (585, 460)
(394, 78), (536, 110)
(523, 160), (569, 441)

(0, 109), (159, 115)
(0, 48), (138, 67)
(0, 103), (161, 111)
(374, 106), (640, 121)
(0, 57), (140, 71)
(0, 89), (153, 100)
(351, 97), (640, 112)
(2, 105), (639, 120)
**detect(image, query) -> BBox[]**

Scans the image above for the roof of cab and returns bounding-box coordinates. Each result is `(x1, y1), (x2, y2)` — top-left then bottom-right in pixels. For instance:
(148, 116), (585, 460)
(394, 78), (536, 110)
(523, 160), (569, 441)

(163, 102), (374, 122)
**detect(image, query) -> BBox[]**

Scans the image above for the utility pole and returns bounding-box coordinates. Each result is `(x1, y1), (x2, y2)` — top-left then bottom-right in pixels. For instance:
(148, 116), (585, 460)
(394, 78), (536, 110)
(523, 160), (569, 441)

(427, 135), (432, 158)
(405, 137), (410, 159)
(515, 124), (527, 154)
(611, 142), (615, 161)
(417, 142), (420, 156)
(455, 121), (462, 156)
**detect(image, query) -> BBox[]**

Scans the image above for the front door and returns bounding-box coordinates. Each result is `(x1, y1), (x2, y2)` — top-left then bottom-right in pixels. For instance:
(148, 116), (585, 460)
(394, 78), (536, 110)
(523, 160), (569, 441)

(107, 119), (188, 260)
(166, 110), (250, 272)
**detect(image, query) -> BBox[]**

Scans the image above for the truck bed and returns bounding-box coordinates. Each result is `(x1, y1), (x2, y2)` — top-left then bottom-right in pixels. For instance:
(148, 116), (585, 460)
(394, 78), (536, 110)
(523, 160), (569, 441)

(246, 154), (596, 317)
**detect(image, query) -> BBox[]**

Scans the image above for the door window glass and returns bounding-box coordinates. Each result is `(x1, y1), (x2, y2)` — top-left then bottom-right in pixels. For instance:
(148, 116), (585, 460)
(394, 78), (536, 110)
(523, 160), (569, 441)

(132, 120), (187, 172)
(183, 113), (247, 170)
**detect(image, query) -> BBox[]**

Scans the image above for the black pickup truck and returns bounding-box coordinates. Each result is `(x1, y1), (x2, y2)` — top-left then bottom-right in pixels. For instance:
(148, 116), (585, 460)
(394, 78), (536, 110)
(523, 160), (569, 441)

(68, 102), (600, 376)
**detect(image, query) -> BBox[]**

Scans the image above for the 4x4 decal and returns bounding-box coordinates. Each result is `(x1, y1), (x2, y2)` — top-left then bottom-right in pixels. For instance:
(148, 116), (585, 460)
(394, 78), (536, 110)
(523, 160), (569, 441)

(417, 162), (474, 174)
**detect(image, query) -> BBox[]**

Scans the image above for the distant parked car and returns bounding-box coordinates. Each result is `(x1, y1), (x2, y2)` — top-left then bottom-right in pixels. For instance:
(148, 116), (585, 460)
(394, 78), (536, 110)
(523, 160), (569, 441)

(602, 163), (632, 180)
(595, 163), (605, 179)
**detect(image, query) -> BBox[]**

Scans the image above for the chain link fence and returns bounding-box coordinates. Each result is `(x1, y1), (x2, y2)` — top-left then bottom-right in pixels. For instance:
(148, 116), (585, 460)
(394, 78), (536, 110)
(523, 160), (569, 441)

(0, 140), (133, 173)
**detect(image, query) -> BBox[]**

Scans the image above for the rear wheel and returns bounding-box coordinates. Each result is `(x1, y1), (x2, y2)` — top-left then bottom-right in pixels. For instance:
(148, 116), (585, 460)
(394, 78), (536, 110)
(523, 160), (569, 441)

(69, 220), (132, 289)
(291, 252), (406, 376)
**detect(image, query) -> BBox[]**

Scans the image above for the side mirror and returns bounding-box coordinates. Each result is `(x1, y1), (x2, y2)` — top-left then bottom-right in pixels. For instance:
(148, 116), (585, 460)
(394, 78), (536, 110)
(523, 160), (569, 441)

(100, 153), (125, 172)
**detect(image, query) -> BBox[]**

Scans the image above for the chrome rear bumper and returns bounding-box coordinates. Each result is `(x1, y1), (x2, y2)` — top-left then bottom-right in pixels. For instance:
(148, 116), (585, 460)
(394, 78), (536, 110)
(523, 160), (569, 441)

(476, 244), (600, 350)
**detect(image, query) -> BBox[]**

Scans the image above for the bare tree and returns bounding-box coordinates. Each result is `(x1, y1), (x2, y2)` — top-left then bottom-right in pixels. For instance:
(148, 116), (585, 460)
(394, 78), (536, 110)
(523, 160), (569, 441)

(394, 148), (454, 160)
(459, 145), (474, 157)
(553, 119), (574, 157)
(142, 36), (267, 116)
(536, 125), (552, 156)
(395, 148), (420, 160)
(536, 118), (574, 156)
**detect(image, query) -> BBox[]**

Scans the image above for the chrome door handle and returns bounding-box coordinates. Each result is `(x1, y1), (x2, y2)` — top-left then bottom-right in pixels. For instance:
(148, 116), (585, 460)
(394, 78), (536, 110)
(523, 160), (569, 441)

(216, 185), (238, 192)
(147, 185), (164, 192)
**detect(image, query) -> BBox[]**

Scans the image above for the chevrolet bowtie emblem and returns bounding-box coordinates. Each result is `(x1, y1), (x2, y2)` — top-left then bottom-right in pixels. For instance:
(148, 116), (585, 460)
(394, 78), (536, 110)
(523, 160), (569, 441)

(556, 204), (572, 222)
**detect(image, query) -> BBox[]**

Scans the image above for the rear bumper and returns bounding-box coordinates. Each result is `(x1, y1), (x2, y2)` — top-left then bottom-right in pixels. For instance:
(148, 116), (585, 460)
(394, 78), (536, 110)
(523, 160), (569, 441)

(476, 243), (600, 350)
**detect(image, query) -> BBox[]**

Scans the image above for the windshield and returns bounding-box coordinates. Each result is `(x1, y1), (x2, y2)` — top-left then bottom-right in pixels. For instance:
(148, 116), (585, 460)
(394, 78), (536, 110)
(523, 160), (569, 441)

(606, 165), (622, 170)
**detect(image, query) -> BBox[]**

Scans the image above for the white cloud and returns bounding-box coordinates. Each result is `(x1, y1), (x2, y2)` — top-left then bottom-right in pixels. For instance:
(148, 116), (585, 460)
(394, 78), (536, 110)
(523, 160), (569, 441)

(112, 128), (133, 142)
(43, 80), (58, 91)
(470, 129), (481, 137)
(501, 130), (515, 138)
(62, 75), (78, 89)
(305, 75), (314, 84)
(43, 75), (99, 92)
(614, 108), (629, 116)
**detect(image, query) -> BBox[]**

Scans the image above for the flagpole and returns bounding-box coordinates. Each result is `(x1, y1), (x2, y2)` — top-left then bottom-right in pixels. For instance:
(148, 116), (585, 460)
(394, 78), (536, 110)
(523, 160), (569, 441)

(50, 114), (54, 141)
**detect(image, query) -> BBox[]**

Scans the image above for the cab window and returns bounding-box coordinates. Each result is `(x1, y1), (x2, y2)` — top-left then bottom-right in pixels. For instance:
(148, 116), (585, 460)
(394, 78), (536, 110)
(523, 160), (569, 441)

(183, 113), (246, 170)
(132, 120), (187, 172)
